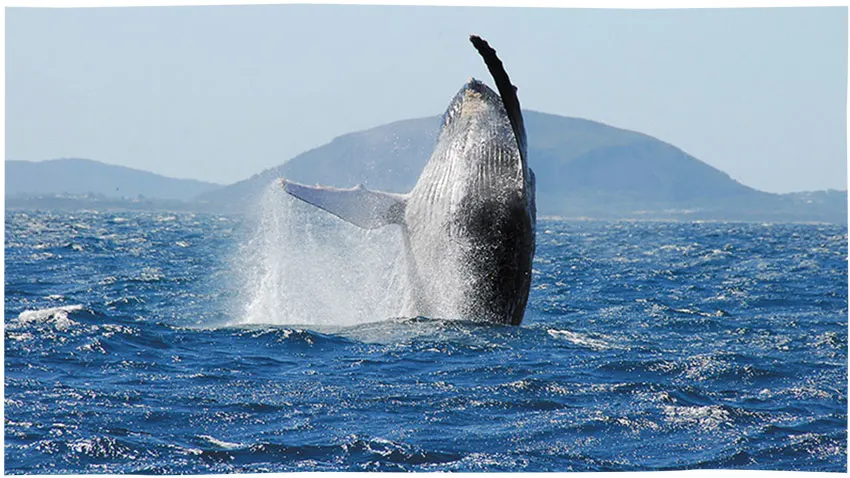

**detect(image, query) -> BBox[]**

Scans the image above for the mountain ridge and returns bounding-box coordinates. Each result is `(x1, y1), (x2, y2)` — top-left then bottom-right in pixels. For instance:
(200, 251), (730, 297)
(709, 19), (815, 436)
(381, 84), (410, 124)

(195, 110), (845, 224)
(6, 112), (846, 224)
(6, 157), (223, 201)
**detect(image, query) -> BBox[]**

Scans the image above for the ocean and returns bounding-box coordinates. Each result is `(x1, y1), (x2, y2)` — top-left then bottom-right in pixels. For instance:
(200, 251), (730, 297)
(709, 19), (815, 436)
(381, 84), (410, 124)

(4, 189), (847, 473)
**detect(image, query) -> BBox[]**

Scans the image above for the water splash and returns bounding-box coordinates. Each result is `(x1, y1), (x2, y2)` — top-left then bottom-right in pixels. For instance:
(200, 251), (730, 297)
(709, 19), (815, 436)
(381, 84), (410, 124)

(232, 184), (408, 327)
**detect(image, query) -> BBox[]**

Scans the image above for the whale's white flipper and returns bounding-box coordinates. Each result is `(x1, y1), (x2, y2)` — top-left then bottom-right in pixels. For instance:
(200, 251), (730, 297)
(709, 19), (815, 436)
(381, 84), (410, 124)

(280, 179), (408, 230)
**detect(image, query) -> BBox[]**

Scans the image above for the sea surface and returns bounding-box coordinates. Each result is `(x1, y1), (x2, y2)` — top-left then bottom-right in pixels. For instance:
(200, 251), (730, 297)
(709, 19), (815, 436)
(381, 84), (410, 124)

(5, 197), (848, 473)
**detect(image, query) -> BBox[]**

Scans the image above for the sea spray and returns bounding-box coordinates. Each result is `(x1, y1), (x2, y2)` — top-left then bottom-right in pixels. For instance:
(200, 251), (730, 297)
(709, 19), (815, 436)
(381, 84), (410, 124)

(234, 183), (408, 327)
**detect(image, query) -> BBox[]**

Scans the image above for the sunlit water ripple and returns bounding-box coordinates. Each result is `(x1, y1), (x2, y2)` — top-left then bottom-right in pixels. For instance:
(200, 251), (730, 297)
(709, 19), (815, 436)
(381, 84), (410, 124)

(4, 207), (847, 473)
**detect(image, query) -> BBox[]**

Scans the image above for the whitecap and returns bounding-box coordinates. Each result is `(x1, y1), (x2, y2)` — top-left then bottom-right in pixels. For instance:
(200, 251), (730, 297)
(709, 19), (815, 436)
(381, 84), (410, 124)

(662, 404), (732, 431)
(15, 305), (84, 331)
(198, 434), (244, 449)
(547, 329), (623, 351)
(6, 332), (34, 342)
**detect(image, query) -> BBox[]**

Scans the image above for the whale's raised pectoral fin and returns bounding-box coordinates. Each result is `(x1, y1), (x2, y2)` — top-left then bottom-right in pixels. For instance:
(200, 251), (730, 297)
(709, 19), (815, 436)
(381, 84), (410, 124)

(470, 35), (526, 155)
(279, 178), (407, 229)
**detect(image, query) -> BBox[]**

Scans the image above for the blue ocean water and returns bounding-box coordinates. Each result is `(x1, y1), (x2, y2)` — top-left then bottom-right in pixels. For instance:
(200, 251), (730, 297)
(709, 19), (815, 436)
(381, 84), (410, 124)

(4, 203), (848, 473)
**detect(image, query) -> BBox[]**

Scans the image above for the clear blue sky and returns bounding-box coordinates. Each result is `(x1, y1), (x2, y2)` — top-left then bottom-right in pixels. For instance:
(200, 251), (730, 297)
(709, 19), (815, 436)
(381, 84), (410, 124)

(6, 4), (847, 193)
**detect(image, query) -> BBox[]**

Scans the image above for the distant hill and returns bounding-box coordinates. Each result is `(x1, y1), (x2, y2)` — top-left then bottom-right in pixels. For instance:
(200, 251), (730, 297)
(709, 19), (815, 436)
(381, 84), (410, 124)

(195, 116), (441, 210)
(6, 158), (222, 202)
(197, 111), (847, 224)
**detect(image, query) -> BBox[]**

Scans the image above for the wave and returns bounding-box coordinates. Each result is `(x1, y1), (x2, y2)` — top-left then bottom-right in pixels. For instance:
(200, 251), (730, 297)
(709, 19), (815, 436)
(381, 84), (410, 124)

(5, 212), (846, 473)
(183, 435), (463, 471)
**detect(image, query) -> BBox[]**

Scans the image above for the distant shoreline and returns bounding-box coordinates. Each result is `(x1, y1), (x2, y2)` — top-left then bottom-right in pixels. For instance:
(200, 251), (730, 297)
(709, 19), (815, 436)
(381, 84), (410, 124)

(6, 195), (845, 226)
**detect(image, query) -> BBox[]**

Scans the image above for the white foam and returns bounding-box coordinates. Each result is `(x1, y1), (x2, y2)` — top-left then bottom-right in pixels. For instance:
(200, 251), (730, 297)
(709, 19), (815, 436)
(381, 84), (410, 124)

(547, 329), (622, 351)
(662, 404), (732, 431)
(231, 184), (408, 327)
(16, 305), (84, 331)
(6, 332), (34, 342)
(198, 435), (243, 450)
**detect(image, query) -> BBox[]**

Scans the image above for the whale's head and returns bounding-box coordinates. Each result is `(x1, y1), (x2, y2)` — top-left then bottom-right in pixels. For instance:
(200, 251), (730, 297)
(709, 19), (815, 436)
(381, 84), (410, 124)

(440, 78), (511, 133)
(430, 76), (527, 193)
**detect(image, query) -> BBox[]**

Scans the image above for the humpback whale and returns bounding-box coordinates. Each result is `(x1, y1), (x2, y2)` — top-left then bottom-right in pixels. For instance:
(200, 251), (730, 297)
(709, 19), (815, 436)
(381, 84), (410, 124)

(280, 35), (535, 325)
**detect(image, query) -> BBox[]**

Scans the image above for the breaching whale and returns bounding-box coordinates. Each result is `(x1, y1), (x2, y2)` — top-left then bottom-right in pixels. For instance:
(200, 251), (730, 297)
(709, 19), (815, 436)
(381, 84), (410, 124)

(280, 35), (535, 325)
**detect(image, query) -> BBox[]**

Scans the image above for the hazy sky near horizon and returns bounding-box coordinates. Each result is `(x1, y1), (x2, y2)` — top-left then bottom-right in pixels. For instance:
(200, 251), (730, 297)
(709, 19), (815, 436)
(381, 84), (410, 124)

(6, 4), (847, 193)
